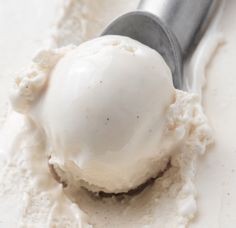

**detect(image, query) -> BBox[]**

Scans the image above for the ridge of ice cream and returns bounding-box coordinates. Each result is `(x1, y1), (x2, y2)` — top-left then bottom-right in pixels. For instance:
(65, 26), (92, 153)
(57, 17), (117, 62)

(10, 35), (212, 194)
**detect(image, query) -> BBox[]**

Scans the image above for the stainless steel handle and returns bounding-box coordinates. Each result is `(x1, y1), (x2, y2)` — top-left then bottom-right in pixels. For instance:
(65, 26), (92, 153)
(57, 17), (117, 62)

(138, 0), (214, 56)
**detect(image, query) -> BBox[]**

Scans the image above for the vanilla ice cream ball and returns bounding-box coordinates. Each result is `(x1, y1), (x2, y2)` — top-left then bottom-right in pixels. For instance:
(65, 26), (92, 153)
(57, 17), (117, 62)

(11, 35), (178, 193)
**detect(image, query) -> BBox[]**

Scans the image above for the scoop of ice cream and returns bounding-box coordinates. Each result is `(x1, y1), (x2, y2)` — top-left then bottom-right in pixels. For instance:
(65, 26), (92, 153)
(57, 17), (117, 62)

(10, 35), (203, 193)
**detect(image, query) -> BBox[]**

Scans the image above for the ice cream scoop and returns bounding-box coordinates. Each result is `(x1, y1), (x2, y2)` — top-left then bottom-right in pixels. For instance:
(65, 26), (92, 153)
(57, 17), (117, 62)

(9, 1), (216, 195)
(102, 0), (216, 89)
(34, 36), (177, 194)
(11, 36), (199, 194)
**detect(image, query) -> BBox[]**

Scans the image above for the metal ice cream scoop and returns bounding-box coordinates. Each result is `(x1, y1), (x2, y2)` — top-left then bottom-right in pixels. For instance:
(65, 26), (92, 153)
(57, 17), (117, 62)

(102, 0), (217, 89)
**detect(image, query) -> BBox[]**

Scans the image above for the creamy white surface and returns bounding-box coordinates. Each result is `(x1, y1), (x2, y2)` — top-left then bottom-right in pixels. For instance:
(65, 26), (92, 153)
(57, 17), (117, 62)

(0, 0), (62, 112)
(18, 35), (175, 193)
(192, 1), (236, 227)
(0, 0), (235, 227)
(5, 3), (212, 227)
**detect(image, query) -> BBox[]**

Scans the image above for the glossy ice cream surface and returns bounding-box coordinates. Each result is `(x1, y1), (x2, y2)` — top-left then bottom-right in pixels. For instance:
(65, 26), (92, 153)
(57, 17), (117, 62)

(11, 35), (211, 194)
(1, 0), (233, 227)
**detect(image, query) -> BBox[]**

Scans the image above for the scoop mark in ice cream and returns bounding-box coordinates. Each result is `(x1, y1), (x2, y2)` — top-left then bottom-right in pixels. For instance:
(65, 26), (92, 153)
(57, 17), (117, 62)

(87, 161), (172, 199)
(49, 155), (171, 198)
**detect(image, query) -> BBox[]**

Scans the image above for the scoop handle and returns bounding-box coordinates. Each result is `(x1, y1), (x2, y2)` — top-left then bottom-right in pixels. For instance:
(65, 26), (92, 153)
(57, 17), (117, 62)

(138, 0), (214, 56)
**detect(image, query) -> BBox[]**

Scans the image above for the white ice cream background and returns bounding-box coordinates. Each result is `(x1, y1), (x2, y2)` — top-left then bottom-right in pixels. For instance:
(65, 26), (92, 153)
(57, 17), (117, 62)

(1, 0), (235, 228)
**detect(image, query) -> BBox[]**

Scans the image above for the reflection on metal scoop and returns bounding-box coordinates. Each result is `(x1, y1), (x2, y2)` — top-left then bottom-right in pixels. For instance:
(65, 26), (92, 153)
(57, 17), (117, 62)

(102, 12), (182, 88)
(102, 0), (217, 89)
